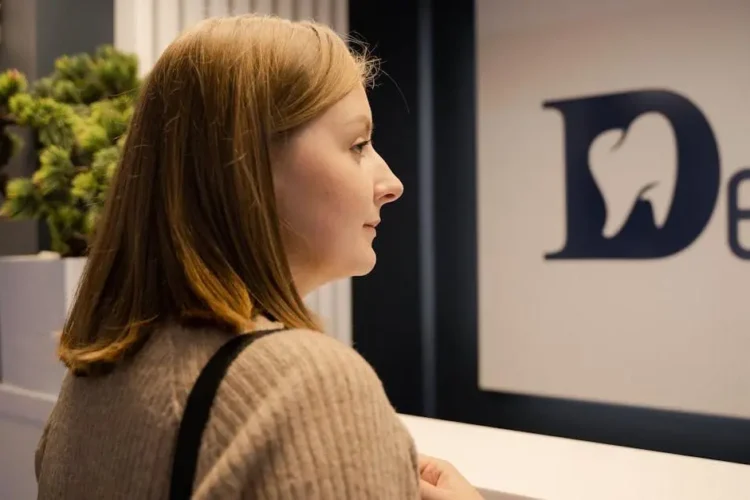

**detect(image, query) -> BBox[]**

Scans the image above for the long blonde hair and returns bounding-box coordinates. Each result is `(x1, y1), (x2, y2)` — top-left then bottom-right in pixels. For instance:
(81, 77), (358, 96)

(59, 15), (377, 375)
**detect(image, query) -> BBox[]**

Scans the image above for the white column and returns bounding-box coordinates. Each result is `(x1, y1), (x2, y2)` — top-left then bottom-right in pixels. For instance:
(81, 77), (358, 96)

(232, 0), (252, 15)
(155, 0), (181, 60)
(296, 0), (314, 21)
(314, 0), (333, 25)
(114, 0), (156, 75)
(274, 0), (294, 20)
(333, 0), (348, 35)
(181, 0), (206, 32)
(253, 0), (274, 15)
(207, 0), (230, 18)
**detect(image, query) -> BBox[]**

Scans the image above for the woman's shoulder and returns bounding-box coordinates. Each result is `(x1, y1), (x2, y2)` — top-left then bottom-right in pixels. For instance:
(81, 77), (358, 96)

(225, 328), (385, 400)
(155, 325), (389, 418)
(200, 328), (413, 468)
(203, 327), (402, 435)
(191, 328), (419, 498)
(245, 328), (372, 366)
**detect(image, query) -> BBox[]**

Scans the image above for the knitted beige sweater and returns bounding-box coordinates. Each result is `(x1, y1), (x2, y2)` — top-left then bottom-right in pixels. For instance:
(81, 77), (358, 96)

(35, 325), (420, 499)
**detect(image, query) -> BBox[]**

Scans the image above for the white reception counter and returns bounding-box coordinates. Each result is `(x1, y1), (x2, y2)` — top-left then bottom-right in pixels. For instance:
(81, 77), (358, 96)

(401, 414), (750, 500)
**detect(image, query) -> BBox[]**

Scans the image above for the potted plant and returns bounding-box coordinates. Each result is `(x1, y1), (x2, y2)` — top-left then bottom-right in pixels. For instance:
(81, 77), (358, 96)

(0, 71), (25, 198)
(0, 46), (140, 394)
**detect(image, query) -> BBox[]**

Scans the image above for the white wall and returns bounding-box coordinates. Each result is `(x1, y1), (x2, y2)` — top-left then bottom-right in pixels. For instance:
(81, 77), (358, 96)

(113, 0), (352, 345)
(476, 0), (750, 418)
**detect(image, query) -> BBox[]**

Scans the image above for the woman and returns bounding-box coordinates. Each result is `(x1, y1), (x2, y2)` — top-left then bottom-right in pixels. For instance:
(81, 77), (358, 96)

(35, 15), (482, 500)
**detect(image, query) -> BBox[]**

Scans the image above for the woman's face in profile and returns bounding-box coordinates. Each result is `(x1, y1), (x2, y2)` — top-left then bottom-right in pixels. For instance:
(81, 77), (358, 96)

(273, 84), (404, 295)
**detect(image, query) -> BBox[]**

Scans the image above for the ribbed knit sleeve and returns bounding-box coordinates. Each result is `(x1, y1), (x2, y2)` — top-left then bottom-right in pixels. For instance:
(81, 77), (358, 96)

(187, 329), (420, 500)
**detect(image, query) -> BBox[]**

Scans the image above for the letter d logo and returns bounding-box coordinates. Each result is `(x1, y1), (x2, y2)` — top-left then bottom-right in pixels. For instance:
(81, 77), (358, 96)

(544, 90), (720, 259)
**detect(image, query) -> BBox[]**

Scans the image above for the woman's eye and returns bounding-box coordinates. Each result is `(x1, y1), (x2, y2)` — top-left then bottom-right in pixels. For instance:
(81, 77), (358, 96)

(352, 140), (371, 154)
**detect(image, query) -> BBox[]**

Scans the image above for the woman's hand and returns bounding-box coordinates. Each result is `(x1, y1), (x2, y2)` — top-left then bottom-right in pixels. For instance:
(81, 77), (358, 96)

(418, 454), (484, 500)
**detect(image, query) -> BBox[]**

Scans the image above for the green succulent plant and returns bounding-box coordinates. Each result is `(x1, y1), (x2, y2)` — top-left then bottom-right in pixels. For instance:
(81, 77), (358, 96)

(0, 45), (140, 257)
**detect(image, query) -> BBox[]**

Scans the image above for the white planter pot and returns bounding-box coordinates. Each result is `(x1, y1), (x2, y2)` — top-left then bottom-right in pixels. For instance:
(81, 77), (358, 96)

(0, 255), (86, 395)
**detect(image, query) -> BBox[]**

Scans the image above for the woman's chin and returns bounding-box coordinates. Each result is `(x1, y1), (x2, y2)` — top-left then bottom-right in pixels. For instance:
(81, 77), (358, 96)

(351, 248), (377, 277)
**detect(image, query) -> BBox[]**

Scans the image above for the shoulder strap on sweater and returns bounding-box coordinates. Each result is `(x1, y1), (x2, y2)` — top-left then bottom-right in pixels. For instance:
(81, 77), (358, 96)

(169, 328), (285, 500)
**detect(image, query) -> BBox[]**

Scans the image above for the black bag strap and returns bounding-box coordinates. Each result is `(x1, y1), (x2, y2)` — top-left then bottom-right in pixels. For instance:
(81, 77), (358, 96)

(169, 328), (285, 500)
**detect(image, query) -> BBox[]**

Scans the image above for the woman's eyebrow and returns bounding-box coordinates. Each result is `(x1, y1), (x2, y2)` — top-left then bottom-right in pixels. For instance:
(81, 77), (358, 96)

(344, 114), (374, 133)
